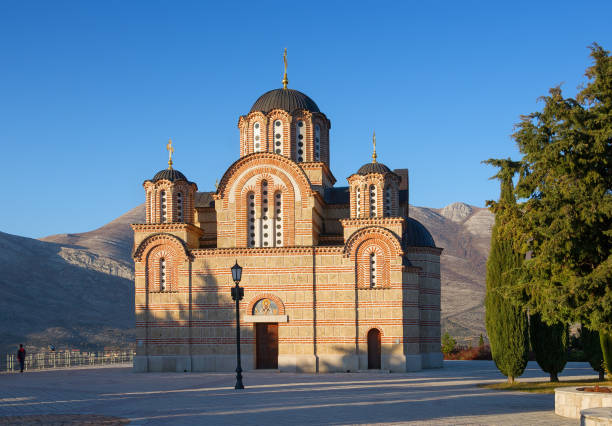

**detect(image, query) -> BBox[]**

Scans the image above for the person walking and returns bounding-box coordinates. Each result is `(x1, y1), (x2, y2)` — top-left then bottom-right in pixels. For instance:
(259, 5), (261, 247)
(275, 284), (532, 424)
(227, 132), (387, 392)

(17, 344), (26, 373)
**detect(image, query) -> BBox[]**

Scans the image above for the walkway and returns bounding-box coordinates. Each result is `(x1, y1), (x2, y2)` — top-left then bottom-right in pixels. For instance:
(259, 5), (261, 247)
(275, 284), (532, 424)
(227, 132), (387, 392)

(0, 361), (595, 425)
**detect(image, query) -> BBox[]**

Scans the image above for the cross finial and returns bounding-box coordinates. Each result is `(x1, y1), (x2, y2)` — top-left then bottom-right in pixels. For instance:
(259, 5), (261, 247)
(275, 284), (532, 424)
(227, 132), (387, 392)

(282, 48), (289, 90)
(372, 131), (377, 163)
(166, 138), (174, 169)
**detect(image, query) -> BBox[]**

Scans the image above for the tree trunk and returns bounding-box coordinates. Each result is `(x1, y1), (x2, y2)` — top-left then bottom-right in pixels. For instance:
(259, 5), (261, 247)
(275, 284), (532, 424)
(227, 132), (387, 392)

(508, 376), (515, 384)
(550, 372), (559, 382)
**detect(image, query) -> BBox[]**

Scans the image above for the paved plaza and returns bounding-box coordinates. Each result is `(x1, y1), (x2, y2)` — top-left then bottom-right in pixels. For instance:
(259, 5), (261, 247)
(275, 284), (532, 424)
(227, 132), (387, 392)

(0, 361), (596, 425)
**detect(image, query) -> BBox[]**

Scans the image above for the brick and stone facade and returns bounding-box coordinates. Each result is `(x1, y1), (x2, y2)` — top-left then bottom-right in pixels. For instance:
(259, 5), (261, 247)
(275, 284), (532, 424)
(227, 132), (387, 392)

(132, 85), (443, 373)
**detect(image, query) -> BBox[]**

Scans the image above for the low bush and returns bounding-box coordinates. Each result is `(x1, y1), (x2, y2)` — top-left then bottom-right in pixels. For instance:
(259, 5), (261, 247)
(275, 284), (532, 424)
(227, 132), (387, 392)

(444, 344), (492, 360)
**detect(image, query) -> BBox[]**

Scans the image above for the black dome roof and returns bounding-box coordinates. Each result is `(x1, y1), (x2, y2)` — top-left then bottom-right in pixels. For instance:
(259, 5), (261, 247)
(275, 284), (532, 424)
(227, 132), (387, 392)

(250, 88), (320, 113)
(357, 162), (392, 175)
(151, 168), (188, 182)
(403, 217), (436, 248)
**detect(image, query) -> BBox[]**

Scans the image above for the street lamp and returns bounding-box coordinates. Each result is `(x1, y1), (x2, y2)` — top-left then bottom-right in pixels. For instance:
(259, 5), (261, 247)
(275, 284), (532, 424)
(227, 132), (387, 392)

(231, 261), (245, 389)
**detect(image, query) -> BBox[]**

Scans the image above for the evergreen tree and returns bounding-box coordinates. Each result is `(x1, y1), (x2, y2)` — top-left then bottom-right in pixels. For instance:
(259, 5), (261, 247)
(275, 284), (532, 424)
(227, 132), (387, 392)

(484, 160), (529, 384)
(441, 332), (456, 356)
(529, 313), (568, 382)
(582, 326), (605, 380)
(601, 332), (612, 378)
(487, 44), (611, 375)
(505, 44), (612, 338)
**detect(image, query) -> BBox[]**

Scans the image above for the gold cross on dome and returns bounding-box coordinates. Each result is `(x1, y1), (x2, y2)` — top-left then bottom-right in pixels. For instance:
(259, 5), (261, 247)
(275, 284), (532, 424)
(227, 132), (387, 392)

(282, 48), (289, 89)
(166, 138), (174, 169)
(372, 131), (377, 163)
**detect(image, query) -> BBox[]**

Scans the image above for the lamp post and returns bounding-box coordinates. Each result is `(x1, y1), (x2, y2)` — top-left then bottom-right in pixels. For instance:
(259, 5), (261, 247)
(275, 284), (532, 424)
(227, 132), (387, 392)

(231, 261), (245, 390)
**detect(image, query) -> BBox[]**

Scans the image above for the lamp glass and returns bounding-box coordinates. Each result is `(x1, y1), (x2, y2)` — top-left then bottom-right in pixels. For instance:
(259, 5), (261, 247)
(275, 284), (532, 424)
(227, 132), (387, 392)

(231, 261), (242, 282)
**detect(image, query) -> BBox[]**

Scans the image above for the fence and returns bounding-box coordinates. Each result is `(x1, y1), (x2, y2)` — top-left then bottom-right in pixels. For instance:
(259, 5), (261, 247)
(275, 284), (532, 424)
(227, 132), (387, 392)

(2, 350), (134, 373)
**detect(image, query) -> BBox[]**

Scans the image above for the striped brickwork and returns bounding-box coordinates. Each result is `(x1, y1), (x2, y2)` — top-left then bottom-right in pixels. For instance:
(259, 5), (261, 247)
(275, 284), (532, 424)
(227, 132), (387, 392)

(133, 96), (442, 373)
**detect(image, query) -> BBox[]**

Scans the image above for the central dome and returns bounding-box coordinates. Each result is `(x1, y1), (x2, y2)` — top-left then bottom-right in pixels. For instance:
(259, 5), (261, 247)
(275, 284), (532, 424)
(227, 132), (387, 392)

(250, 88), (320, 113)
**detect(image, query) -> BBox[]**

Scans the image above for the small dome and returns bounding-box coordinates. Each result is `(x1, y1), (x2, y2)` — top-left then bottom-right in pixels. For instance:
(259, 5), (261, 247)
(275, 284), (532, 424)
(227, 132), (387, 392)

(151, 168), (188, 182)
(357, 162), (392, 175)
(404, 217), (436, 248)
(250, 88), (320, 113)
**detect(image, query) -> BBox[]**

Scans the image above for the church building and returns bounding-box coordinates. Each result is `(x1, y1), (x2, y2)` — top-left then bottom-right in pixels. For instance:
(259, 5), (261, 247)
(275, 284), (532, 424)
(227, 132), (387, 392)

(132, 55), (443, 373)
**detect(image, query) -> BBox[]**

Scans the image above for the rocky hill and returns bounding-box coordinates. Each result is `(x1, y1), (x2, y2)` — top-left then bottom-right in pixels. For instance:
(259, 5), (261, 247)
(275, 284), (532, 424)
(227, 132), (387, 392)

(0, 202), (492, 355)
(412, 202), (494, 345)
(0, 230), (135, 355)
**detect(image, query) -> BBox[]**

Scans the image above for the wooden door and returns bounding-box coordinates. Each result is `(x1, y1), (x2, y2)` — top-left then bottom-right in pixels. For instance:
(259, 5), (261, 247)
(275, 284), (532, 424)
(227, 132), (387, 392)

(367, 328), (381, 369)
(256, 323), (278, 369)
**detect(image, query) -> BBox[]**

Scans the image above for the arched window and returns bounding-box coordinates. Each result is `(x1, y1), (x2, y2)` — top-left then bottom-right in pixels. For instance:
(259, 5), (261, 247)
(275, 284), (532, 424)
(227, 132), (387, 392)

(253, 122), (262, 152)
(314, 124), (321, 161)
(261, 180), (272, 247)
(160, 190), (167, 223)
(384, 185), (392, 217)
(176, 192), (183, 222)
(370, 252), (377, 288)
(273, 120), (283, 155)
(356, 187), (361, 217)
(247, 191), (256, 247)
(160, 258), (167, 291)
(369, 185), (377, 218)
(295, 120), (305, 162)
(274, 191), (283, 247)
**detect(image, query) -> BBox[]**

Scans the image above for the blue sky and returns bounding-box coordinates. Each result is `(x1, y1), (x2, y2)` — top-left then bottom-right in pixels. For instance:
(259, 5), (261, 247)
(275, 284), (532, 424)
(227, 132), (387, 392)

(2, 0), (611, 238)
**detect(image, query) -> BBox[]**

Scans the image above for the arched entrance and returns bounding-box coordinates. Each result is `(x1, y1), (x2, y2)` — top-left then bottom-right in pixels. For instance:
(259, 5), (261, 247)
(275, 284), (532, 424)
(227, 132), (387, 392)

(256, 323), (278, 369)
(367, 328), (381, 369)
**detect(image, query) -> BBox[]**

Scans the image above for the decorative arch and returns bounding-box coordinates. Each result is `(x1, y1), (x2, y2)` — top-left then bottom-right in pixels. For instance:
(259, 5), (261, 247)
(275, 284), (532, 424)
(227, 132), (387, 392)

(215, 152), (314, 207)
(344, 227), (403, 289)
(246, 293), (286, 315)
(343, 226), (403, 260)
(133, 233), (192, 262)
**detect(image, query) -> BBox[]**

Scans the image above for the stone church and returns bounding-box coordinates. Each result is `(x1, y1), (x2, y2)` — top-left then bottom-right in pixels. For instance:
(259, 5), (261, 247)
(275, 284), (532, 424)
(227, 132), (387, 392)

(132, 59), (443, 373)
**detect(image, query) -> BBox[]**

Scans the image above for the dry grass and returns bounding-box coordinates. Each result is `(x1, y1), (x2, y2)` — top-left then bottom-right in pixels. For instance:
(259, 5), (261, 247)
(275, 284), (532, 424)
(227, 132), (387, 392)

(478, 379), (612, 394)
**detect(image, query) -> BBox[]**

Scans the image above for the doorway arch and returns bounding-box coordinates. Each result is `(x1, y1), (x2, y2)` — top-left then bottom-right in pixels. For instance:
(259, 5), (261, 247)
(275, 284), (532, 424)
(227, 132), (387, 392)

(367, 328), (381, 369)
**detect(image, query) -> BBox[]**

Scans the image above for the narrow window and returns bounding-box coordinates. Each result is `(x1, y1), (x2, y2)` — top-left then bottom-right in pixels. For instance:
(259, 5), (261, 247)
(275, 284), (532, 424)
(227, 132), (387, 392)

(384, 185), (392, 217)
(314, 124), (321, 161)
(261, 180), (272, 247)
(160, 190), (167, 223)
(148, 192), (153, 223)
(356, 187), (361, 217)
(177, 192), (183, 222)
(160, 258), (167, 291)
(247, 192), (256, 247)
(295, 120), (305, 162)
(274, 120), (283, 155)
(253, 122), (261, 152)
(369, 185), (376, 218)
(274, 191), (283, 247)
(370, 253), (377, 288)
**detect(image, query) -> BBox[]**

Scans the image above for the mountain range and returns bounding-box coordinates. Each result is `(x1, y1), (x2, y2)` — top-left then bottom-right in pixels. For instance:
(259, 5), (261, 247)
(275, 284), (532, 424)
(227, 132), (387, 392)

(0, 202), (493, 354)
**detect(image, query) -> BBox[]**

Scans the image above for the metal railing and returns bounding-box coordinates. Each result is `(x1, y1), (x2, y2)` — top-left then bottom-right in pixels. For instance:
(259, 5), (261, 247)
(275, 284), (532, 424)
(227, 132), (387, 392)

(2, 350), (134, 373)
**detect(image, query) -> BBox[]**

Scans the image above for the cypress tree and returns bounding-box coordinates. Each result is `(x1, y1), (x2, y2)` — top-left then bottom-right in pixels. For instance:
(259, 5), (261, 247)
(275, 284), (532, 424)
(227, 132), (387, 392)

(582, 326), (605, 381)
(601, 332), (612, 378)
(529, 313), (568, 382)
(484, 159), (529, 384)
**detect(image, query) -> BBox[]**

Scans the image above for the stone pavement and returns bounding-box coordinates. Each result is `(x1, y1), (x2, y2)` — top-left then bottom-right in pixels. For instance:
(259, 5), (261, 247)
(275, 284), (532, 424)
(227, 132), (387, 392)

(0, 361), (596, 425)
